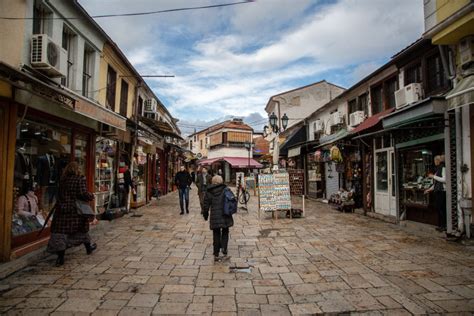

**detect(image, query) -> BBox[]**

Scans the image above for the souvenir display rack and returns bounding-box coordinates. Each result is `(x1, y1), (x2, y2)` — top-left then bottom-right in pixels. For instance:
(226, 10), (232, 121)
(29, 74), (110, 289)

(257, 172), (291, 219)
(94, 138), (116, 214)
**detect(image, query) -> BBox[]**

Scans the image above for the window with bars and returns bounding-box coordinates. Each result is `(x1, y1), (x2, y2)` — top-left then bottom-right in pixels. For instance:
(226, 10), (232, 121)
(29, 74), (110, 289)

(358, 93), (368, 115)
(33, 1), (51, 35)
(348, 98), (358, 114)
(119, 80), (129, 117)
(61, 25), (76, 88)
(384, 76), (398, 109)
(371, 85), (383, 115)
(82, 46), (93, 98)
(106, 65), (116, 110)
(426, 53), (448, 94)
(405, 63), (422, 85)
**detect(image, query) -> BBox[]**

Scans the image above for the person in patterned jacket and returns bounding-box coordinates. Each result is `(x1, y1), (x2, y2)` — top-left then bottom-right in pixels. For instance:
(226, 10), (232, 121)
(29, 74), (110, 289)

(47, 161), (97, 266)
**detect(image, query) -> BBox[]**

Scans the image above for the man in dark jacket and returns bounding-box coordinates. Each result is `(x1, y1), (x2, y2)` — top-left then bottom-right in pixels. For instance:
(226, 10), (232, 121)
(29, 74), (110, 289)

(202, 175), (234, 261)
(196, 167), (212, 211)
(174, 166), (192, 214)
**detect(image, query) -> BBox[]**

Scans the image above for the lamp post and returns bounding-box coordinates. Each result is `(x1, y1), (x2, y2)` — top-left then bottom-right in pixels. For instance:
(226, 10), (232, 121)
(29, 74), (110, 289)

(244, 142), (253, 176)
(265, 109), (289, 169)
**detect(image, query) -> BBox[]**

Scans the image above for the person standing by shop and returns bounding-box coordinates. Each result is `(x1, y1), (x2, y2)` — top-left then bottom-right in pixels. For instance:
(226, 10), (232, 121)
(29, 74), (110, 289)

(47, 162), (97, 266)
(425, 155), (446, 231)
(174, 166), (192, 214)
(202, 175), (234, 262)
(196, 167), (212, 211)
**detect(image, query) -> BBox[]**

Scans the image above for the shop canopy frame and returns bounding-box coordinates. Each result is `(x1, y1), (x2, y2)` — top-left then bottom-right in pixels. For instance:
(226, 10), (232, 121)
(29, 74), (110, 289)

(139, 116), (183, 140)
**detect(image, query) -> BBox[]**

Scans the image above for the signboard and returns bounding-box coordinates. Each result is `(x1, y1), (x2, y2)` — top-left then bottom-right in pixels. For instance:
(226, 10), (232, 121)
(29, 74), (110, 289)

(258, 173), (291, 211)
(75, 98), (126, 131)
(245, 176), (256, 191)
(288, 169), (304, 196)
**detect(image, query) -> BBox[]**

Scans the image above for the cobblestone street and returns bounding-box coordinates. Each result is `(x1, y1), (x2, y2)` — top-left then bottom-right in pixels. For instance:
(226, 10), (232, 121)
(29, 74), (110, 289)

(1, 186), (474, 315)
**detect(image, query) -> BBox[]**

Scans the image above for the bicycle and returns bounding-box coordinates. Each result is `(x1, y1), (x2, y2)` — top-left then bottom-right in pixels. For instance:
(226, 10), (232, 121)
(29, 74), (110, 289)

(236, 175), (250, 206)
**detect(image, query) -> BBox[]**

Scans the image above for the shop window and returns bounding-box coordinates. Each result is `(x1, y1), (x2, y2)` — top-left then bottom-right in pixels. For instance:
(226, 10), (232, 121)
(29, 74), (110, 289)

(74, 133), (89, 177)
(405, 63), (422, 85)
(384, 77), (398, 109)
(119, 79), (129, 117)
(12, 118), (72, 245)
(61, 25), (76, 88)
(82, 46), (94, 98)
(371, 85), (383, 115)
(426, 53), (448, 95)
(95, 138), (117, 214)
(106, 65), (116, 110)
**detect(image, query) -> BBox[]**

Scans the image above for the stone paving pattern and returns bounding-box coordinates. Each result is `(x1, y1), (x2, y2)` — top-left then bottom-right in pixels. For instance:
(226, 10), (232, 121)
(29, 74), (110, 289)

(1, 185), (474, 315)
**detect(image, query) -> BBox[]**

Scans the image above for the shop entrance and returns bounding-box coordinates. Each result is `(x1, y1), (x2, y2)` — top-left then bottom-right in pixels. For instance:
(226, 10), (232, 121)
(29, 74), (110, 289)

(374, 148), (396, 217)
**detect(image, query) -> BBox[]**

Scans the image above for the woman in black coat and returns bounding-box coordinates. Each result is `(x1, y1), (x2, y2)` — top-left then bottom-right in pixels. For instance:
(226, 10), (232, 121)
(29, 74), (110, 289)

(47, 161), (97, 266)
(202, 175), (234, 261)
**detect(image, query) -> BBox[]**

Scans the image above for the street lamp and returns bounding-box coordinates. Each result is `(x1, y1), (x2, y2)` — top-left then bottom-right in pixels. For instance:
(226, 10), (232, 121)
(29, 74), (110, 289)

(267, 110), (289, 168)
(244, 142), (253, 176)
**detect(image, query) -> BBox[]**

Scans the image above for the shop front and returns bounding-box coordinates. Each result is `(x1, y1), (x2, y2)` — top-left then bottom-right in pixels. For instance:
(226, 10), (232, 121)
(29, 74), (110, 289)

(306, 149), (325, 199)
(0, 64), (126, 261)
(383, 97), (447, 225)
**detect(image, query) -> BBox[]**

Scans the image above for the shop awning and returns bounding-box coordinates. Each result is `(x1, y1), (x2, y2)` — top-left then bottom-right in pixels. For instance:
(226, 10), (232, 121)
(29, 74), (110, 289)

(350, 108), (394, 134)
(197, 157), (220, 165)
(280, 126), (306, 155)
(446, 75), (474, 110)
(223, 157), (263, 168)
(383, 97), (446, 129)
(139, 116), (183, 140)
(317, 129), (348, 148)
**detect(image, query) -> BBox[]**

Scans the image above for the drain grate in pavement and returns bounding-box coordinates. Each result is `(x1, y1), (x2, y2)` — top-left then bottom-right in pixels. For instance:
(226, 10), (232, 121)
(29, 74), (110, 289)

(229, 266), (252, 273)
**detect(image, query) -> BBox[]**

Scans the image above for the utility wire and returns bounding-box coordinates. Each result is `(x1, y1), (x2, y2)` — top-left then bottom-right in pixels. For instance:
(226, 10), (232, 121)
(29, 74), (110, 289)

(0, 1), (254, 20)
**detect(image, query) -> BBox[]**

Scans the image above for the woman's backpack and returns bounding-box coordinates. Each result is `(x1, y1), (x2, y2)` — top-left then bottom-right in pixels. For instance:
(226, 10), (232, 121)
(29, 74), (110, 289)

(222, 187), (237, 216)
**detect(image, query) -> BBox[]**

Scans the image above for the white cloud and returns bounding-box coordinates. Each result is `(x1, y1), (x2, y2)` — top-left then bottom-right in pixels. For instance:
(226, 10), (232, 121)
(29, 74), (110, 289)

(79, 0), (424, 124)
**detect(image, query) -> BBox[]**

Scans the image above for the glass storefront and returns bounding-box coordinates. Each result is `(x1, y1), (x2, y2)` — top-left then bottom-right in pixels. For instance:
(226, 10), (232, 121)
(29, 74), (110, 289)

(307, 152), (324, 198)
(399, 141), (444, 225)
(12, 118), (71, 242)
(95, 137), (117, 214)
(12, 116), (90, 248)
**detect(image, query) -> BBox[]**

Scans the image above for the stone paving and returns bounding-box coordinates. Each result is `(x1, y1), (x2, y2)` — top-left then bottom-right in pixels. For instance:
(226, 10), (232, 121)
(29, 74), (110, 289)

(1, 185), (474, 315)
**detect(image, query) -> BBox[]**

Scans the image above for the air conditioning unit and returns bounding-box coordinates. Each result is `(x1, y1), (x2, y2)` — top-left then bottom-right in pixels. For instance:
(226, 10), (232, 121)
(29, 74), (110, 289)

(144, 99), (157, 112)
(330, 111), (343, 126)
(395, 83), (422, 109)
(459, 35), (473, 68)
(31, 34), (67, 77)
(313, 120), (323, 132)
(349, 111), (365, 127)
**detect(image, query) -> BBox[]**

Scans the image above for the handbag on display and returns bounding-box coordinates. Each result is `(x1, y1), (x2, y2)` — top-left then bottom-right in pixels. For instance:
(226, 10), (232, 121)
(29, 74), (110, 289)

(76, 200), (95, 217)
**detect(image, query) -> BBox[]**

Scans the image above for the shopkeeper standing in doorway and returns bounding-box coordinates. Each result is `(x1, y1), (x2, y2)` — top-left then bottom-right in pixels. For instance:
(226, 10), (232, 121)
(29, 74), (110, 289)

(425, 155), (446, 232)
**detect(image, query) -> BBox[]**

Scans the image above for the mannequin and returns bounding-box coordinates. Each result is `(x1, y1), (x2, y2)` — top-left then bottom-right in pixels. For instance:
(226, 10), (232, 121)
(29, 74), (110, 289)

(14, 144), (32, 193)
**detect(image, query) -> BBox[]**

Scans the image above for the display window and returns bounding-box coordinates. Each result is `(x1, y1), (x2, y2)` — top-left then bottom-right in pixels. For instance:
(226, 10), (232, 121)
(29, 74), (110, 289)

(307, 152), (324, 198)
(131, 146), (147, 207)
(95, 137), (117, 214)
(399, 140), (444, 225)
(12, 118), (72, 245)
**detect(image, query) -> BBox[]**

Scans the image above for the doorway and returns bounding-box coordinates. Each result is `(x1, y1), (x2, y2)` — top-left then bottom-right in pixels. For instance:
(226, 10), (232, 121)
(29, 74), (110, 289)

(374, 148), (396, 217)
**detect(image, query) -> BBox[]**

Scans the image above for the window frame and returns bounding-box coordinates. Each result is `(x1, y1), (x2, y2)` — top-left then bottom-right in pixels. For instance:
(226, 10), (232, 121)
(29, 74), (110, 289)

(119, 79), (129, 117)
(82, 45), (94, 98)
(61, 24), (76, 88)
(105, 65), (117, 110)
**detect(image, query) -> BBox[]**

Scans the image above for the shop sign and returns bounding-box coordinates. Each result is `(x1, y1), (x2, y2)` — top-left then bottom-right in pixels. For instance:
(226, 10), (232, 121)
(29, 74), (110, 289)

(31, 83), (75, 108)
(288, 146), (301, 158)
(75, 98), (126, 131)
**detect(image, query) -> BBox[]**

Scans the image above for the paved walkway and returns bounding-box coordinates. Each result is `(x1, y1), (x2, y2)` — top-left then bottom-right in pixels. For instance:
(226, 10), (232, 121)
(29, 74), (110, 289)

(1, 185), (474, 315)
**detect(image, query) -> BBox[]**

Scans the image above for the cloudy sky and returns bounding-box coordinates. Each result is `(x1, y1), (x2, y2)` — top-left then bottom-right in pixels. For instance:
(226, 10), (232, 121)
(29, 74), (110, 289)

(79, 0), (424, 133)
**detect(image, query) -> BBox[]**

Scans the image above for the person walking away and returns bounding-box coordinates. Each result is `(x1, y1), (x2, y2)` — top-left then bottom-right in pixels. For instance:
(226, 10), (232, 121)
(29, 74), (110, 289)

(196, 167), (212, 211)
(174, 166), (192, 214)
(190, 168), (196, 184)
(425, 155), (446, 232)
(202, 175), (234, 262)
(47, 161), (97, 266)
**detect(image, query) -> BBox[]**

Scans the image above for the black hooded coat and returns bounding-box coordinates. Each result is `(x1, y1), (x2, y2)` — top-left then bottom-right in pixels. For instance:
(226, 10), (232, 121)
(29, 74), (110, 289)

(202, 183), (234, 230)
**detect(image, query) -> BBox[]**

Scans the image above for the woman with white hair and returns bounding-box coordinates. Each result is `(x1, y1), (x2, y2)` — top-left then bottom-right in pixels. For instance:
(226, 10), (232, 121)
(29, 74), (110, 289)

(202, 175), (234, 261)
